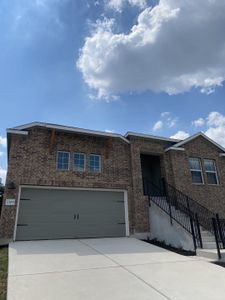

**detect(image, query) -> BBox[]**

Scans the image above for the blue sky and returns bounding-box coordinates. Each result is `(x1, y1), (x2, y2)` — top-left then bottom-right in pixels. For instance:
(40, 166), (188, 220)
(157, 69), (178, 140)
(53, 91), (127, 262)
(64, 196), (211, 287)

(0, 0), (225, 182)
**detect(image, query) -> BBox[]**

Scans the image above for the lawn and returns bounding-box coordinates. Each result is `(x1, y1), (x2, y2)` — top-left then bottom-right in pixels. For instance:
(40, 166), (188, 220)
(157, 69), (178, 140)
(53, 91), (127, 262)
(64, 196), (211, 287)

(0, 247), (8, 300)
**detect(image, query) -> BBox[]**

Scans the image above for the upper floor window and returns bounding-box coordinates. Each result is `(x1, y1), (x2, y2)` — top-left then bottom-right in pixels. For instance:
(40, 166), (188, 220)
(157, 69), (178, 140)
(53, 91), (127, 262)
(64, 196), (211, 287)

(74, 153), (86, 171)
(90, 154), (101, 172)
(204, 159), (219, 185)
(57, 151), (70, 170)
(189, 158), (204, 184)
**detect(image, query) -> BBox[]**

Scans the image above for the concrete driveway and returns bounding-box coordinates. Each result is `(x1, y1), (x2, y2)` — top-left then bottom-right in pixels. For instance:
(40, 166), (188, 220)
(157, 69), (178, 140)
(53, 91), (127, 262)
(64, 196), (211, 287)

(8, 238), (225, 300)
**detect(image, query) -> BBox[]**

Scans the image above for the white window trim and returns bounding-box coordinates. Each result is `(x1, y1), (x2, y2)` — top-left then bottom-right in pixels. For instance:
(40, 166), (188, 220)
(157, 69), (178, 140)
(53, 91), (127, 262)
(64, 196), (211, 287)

(189, 158), (204, 185)
(74, 152), (86, 172)
(90, 154), (102, 173)
(56, 151), (70, 171)
(204, 159), (219, 185)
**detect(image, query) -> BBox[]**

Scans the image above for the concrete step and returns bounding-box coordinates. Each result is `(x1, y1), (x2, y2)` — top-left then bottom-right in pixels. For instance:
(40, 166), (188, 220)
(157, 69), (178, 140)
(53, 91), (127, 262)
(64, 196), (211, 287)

(197, 249), (225, 261)
(202, 236), (216, 242)
(201, 234), (215, 240)
(202, 241), (217, 249)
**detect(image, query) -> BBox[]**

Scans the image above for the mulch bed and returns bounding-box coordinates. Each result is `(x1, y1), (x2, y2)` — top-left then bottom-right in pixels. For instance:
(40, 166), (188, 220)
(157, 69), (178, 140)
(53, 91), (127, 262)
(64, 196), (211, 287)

(143, 239), (196, 256)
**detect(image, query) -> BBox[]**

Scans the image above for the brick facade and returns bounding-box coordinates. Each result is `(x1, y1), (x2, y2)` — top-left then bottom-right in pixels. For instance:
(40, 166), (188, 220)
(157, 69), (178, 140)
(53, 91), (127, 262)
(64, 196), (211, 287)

(1, 125), (225, 240)
(168, 136), (225, 216)
(0, 127), (133, 239)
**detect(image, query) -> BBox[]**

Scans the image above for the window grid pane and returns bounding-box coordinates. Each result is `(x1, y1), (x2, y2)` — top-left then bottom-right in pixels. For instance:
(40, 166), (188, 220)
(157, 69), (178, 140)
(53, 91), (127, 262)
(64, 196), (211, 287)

(74, 153), (85, 171)
(189, 158), (203, 184)
(206, 172), (218, 185)
(204, 159), (218, 184)
(191, 171), (203, 184)
(204, 160), (216, 172)
(90, 154), (101, 172)
(189, 158), (201, 171)
(57, 152), (69, 170)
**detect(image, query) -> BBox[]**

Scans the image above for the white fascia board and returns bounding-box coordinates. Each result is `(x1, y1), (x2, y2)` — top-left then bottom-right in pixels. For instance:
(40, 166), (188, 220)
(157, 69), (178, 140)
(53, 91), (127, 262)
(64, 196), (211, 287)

(11, 122), (130, 143)
(13, 122), (41, 130)
(219, 153), (225, 157)
(165, 146), (185, 152)
(45, 124), (130, 143)
(125, 131), (180, 143)
(7, 129), (28, 135)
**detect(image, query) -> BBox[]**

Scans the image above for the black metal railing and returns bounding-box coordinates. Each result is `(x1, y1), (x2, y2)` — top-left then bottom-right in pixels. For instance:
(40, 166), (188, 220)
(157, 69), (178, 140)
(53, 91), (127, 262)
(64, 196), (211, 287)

(216, 214), (225, 248)
(143, 177), (225, 257)
(143, 179), (201, 250)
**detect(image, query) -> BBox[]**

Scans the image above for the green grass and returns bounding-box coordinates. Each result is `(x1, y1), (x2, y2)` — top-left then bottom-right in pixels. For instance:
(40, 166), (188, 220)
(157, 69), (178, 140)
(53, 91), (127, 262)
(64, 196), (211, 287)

(0, 247), (8, 300)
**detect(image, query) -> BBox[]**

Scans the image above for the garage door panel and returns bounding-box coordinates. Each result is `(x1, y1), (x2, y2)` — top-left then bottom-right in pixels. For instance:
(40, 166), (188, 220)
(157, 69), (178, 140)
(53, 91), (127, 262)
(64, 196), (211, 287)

(16, 188), (126, 240)
(16, 224), (77, 240)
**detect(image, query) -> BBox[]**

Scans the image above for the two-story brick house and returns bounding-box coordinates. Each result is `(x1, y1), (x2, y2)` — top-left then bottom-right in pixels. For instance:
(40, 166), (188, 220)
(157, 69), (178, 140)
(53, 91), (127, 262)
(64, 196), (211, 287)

(0, 122), (225, 242)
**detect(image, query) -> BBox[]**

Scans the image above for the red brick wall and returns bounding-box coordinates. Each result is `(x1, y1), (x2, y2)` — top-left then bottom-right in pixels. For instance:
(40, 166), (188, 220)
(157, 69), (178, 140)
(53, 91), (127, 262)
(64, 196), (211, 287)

(0, 127), (134, 238)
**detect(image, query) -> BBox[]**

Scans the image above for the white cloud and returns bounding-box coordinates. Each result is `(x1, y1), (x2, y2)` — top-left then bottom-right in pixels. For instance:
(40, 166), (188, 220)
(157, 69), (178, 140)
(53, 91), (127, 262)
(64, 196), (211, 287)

(168, 117), (178, 128)
(0, 167), (6, 185)
(0, 152), (4, 157)
(161, 112), (170, 118)
(190, 112), (225, 147)
(192, 118), (205, 128)
(170, 131), (190, 140)
(0, 136), (6, 147)
(207, 111), (225, 127)
(107, 0), (147, 12)
(206, 126), (225, 148)
(153, 111), (177, 130)
(205, 112), (225, 147)
(153, 120), (163, 131)
(78, 0), (225, 99)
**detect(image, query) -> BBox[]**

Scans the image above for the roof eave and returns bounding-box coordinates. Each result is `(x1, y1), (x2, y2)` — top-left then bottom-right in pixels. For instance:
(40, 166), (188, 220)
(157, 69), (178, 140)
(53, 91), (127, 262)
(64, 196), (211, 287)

(10, 122), (130, 144)
(125, 131), (181, 143)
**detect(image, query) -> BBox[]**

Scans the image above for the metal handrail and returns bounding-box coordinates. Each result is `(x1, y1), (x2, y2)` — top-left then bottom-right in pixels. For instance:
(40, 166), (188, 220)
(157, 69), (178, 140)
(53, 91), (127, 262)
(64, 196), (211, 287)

(143, 179), (200, 249)
(144, 178), (225, 258)
(144, 178), (216, 232)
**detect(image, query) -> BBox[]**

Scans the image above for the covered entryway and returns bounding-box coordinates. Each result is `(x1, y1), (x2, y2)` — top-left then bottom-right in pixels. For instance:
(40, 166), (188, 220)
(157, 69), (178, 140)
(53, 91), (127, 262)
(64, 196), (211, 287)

(15, 187), (127, 241)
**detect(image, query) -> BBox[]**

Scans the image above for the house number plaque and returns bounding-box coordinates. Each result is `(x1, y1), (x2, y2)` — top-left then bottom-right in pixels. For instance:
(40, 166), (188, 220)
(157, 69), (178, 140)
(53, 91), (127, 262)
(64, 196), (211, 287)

(5, 199), (16, 206)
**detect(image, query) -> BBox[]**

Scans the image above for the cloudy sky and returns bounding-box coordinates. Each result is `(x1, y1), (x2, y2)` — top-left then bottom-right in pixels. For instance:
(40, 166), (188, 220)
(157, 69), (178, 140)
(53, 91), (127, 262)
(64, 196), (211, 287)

(0, 0), (225, 183)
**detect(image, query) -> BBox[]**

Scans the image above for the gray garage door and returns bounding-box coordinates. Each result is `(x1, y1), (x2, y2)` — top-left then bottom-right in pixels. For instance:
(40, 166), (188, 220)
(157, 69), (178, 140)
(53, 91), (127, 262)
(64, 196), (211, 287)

(16, 188), (126, 241)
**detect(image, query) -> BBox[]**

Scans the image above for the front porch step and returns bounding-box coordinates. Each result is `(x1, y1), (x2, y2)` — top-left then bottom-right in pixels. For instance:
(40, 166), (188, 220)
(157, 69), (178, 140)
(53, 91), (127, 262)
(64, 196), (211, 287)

(202, 241), (217, 249)
(201, 236), (216, 243)
(201, 230), (214, 238)
(197, 249), (225, 261)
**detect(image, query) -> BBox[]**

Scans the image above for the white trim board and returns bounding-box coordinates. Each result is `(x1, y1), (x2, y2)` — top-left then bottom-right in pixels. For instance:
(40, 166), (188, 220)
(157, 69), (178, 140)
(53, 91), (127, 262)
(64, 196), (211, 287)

(7, 129), (28, 135)
(14, 185), (130, 241)
(165, 147), (185, 152)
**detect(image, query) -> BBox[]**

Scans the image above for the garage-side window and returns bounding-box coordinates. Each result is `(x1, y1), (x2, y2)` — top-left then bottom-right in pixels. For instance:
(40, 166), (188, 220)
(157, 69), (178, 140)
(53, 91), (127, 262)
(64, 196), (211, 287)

(189, 158), (204, 184)
(74, 153), (86, 171)
(57, 151), (70, 170)
(204, 159), (219, 185)
(90, 154), (101, 173)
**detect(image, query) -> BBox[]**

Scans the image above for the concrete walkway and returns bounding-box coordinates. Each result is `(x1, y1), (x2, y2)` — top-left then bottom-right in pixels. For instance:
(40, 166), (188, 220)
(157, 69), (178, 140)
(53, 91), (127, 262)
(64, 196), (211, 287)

(8, 238), (225, 300)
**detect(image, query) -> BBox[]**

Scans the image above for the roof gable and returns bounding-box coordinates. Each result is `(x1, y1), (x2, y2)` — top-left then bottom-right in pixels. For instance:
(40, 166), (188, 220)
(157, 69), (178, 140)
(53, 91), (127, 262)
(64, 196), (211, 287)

(165, 132), (225, 153)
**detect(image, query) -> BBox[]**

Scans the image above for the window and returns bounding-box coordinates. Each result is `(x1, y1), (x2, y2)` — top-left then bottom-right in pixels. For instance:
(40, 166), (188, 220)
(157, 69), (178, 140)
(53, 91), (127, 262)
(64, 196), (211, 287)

(204, 159), (219, 185)
(57, 151), (70, 170)
(90, 154), (101, 172)
(74, 153), (86, 171)
(189, 158), (204, 184)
